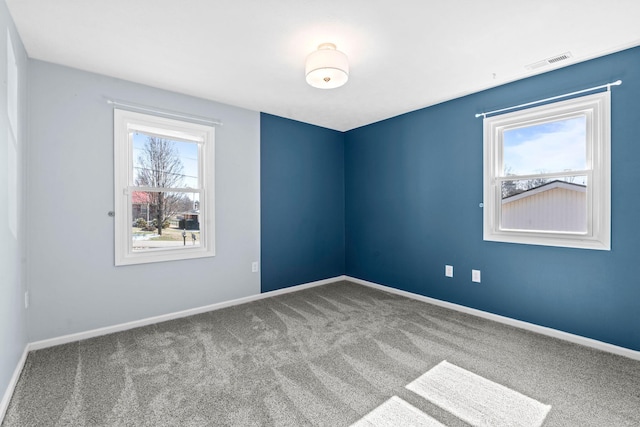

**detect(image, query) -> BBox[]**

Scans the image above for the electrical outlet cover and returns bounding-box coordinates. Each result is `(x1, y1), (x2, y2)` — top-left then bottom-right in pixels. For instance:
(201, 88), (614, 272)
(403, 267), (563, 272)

(445, 265), (453, 277)
(472, 270), (481, 283)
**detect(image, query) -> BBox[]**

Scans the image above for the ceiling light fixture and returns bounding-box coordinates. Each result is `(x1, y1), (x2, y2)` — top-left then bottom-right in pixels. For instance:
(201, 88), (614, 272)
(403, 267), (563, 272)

(305, 43), (349, 89)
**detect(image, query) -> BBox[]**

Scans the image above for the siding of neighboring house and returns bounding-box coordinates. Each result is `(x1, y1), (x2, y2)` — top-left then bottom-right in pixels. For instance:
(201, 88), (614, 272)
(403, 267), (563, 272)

(501, 183), (586, 232)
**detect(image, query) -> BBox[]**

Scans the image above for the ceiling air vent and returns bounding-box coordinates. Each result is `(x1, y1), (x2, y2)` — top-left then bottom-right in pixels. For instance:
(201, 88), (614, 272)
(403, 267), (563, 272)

(547, 53), (571, 63)
(526, 52), (572, 70)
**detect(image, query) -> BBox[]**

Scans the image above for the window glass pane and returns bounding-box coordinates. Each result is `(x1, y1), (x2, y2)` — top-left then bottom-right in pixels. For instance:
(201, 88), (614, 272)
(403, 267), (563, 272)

(131, 191), (201, 252)
(500, 176), (587, 233)
(115, 109), (215, 265)
(132, 132), (199, 189)
(503, 116), (586, 176)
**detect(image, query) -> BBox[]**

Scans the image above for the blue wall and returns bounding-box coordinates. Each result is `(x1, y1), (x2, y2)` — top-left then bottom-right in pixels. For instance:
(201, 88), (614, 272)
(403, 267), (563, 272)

(345, 47), (640, 351)
(261, 113), (345, 292)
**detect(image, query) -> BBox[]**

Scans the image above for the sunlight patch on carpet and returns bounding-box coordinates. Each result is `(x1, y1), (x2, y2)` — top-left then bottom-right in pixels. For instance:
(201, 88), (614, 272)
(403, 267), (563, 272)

(351, 396), (446, 427)
(406, 360), (550, 427)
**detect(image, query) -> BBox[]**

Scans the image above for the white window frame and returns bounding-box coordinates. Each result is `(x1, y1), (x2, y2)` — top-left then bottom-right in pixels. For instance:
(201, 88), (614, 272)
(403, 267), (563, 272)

(483, 91), (610, 250)
(114, 109), (215, 265)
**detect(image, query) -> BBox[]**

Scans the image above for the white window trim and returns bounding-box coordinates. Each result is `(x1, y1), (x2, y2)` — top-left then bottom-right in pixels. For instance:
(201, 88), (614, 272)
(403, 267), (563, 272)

(114, 109), (215, 265)
(483, 91), (611, 250)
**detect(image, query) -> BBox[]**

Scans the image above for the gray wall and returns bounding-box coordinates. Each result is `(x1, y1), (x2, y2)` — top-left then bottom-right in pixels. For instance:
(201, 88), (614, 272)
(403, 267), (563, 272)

(27, 60), (261, 342)
(0, 0), (28, 409)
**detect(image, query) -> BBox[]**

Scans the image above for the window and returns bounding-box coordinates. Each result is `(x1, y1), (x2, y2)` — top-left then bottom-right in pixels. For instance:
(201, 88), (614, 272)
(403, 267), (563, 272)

(483, 91), (610, 250)
(114, 109), (215, 265)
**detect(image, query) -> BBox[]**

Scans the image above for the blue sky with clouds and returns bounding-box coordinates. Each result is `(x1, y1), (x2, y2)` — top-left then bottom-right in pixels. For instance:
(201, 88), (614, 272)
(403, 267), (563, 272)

(503, 116), (586, 179)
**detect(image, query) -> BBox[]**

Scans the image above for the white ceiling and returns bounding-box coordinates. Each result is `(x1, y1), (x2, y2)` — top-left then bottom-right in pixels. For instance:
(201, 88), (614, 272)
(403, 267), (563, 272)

(6, 0), (640, 131)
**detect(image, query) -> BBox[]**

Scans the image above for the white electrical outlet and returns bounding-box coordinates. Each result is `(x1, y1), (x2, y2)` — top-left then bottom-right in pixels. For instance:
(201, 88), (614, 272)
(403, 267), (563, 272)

(445, 265), (453, 278)
(472, 269), (481, 283)
(251, 262), (259, 273)
(24, 291), (29, 309)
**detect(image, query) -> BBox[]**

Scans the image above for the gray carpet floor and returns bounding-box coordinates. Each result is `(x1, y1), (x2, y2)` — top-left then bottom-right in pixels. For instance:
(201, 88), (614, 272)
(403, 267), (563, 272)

(3, 281), (640, 426)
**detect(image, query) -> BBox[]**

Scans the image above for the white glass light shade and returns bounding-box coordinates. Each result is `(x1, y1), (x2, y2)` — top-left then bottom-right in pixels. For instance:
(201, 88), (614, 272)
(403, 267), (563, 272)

(305, 43), (349, 89)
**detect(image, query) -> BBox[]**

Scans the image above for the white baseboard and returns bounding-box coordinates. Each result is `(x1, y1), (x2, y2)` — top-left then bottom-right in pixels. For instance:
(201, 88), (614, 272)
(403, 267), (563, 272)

(26, 273), (640, 360)
(0, 346), (29, 423)
(3, 272), (638, 425)
(347, 276), (640, 361)
(2, 275), (345, 424)
(29, 275), (346, 351)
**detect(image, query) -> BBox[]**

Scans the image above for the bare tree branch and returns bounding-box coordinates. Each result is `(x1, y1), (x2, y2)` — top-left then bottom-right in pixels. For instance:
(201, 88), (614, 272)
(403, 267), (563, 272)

(135, 136), (187, 235)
